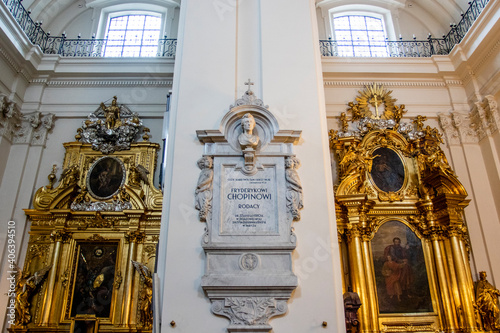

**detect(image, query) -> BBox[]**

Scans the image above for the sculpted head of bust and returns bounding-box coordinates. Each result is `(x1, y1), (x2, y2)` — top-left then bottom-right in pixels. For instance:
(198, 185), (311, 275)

(238, 113), (259, 149)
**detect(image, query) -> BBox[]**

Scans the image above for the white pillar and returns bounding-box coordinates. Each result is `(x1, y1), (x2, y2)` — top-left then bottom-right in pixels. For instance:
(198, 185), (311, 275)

(158, 1), (345, 331)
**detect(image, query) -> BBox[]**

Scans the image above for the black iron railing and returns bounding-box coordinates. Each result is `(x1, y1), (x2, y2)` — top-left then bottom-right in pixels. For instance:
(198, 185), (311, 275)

(1, 0), (177, 58)
(320, 0), (490, 57)
(1, 0), (490, 58)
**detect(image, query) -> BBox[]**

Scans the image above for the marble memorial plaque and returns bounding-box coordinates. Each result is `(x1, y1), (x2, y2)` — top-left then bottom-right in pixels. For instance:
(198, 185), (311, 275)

(221, 165), (278, 235)
(196, 83), (302, 333)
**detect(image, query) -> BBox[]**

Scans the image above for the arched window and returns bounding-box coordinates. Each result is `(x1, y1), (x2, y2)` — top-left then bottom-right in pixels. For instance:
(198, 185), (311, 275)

(332, 14), (388, 57)
(103, 14), (162, 57)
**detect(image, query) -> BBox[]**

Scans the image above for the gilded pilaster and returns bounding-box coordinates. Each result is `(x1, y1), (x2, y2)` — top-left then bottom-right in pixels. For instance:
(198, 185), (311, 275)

(40, 217), (71, 325)
(346, 225), (371, 332)
(448, 227), (479, 332)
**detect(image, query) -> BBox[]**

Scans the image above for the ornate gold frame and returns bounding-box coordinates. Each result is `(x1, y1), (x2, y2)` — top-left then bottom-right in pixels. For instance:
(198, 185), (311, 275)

(330, 84), (482, 333)
(11, 98), (161, 333)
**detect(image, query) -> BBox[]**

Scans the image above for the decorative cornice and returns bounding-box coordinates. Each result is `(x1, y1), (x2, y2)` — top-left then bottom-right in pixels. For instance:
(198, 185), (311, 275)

(324, 81), (448, 87)
(46, 80), (173, 87)
(0, 44), (21, 73)
(472, 38), (500, 75)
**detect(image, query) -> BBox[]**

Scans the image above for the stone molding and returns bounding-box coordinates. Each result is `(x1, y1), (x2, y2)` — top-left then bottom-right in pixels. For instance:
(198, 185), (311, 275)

(0, 94), (55, 146)
(438, 95), (498, 145)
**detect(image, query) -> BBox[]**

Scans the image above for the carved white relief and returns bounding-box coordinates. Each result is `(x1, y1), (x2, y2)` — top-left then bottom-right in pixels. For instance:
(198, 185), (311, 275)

(438, 113), (461, 146)
(0, 95), (55, 146)
(230, 80), (269, 110)
(452, 112), (480, 144)
(195, 156), (214, 222)
(239, 253), (259, 271)
(211, 297), (287, 326)
(441, 96), (500, 145)
(472, 95), (500, 139)
(285, 156), (304, 221)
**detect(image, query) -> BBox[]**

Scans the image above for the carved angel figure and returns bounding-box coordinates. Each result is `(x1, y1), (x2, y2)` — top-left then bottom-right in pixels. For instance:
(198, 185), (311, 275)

(285, 157), (304, 221)
(413, 115), (427, 131)
(132, 260), (153, 329)
(73, 186), (89, 204)
(340, 112), (349, 132)
(128, 162), (150, 187)
(424, 147), (455, 177)
(339, 145), (378, 193)
(195, 156), (214, 222)
(60, 165), (80, 186)
(476, 271), (500, 331)
(14, 265), (51, 326)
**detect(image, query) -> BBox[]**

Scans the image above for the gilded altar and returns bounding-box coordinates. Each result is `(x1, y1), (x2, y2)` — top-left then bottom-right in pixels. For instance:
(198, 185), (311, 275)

(10, 97), (161, 333)
(330, 84), (484, 333)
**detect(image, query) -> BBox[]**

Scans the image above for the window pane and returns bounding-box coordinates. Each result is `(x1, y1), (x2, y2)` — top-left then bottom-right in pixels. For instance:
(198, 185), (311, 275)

(110, 16), (127, 29)
(332, 14), (388, 57)
(335, 31), (352, 41)
(349, 16), (366, 29)
(366, 17), (383, 30)
(105, 14), (161, 57)
(104, 47), (122, 57)
(127, 15), (146, 29)
(145, 16), (161, 29)
(334, 16), (350, 29)
(352, 31), (368, 42)
(140, 46), (157, 57)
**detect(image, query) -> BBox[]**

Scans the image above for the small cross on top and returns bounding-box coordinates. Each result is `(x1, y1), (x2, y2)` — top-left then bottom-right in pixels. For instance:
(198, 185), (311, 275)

(244, 79), (254, 92)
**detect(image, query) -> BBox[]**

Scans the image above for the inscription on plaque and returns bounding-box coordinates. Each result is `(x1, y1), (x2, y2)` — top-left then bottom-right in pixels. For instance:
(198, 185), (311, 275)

(221, 165), (278, 235)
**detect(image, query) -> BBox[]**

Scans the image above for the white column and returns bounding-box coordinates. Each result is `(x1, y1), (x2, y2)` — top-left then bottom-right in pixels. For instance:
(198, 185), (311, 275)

(158, 0), (344, 331)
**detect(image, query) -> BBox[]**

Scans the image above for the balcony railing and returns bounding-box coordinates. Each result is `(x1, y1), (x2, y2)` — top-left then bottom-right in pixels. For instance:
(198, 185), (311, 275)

(2, 0), (176, 58)
(320, 0), (489, 58)
(2, 0), (489, 58)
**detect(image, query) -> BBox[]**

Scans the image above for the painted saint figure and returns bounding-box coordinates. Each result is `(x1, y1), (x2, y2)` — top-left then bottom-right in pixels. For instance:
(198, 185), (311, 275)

(285, 156), (303, 221)
(238, 113), (260, 149)
(382, 237), (412, 302)
(195, 156), (214, 222)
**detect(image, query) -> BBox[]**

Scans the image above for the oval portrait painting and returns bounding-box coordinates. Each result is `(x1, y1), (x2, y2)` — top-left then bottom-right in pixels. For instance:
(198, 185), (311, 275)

(370, 147), (405, 192)
(87, 157), (125, 199)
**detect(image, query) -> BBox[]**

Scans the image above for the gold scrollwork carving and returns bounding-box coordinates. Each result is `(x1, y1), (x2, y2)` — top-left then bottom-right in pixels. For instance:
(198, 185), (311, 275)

(50, 230), (72, 243)
(61, 268), (70, 287)
(113, 271), (123, 289)
(125, 230), (146, 244)
(87, 234), (107, 241)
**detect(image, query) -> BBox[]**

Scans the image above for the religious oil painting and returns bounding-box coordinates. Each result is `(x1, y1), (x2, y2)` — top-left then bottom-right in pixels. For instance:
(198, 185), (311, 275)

(370, 147), (405, 192)
(71, 243), (118, 318)
(372, 220), (433, 313)
(87, 156), (125, 199)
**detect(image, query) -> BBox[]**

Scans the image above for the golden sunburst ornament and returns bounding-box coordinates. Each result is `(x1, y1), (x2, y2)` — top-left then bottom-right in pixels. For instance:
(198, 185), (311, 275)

(355, 83), (396, 119)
